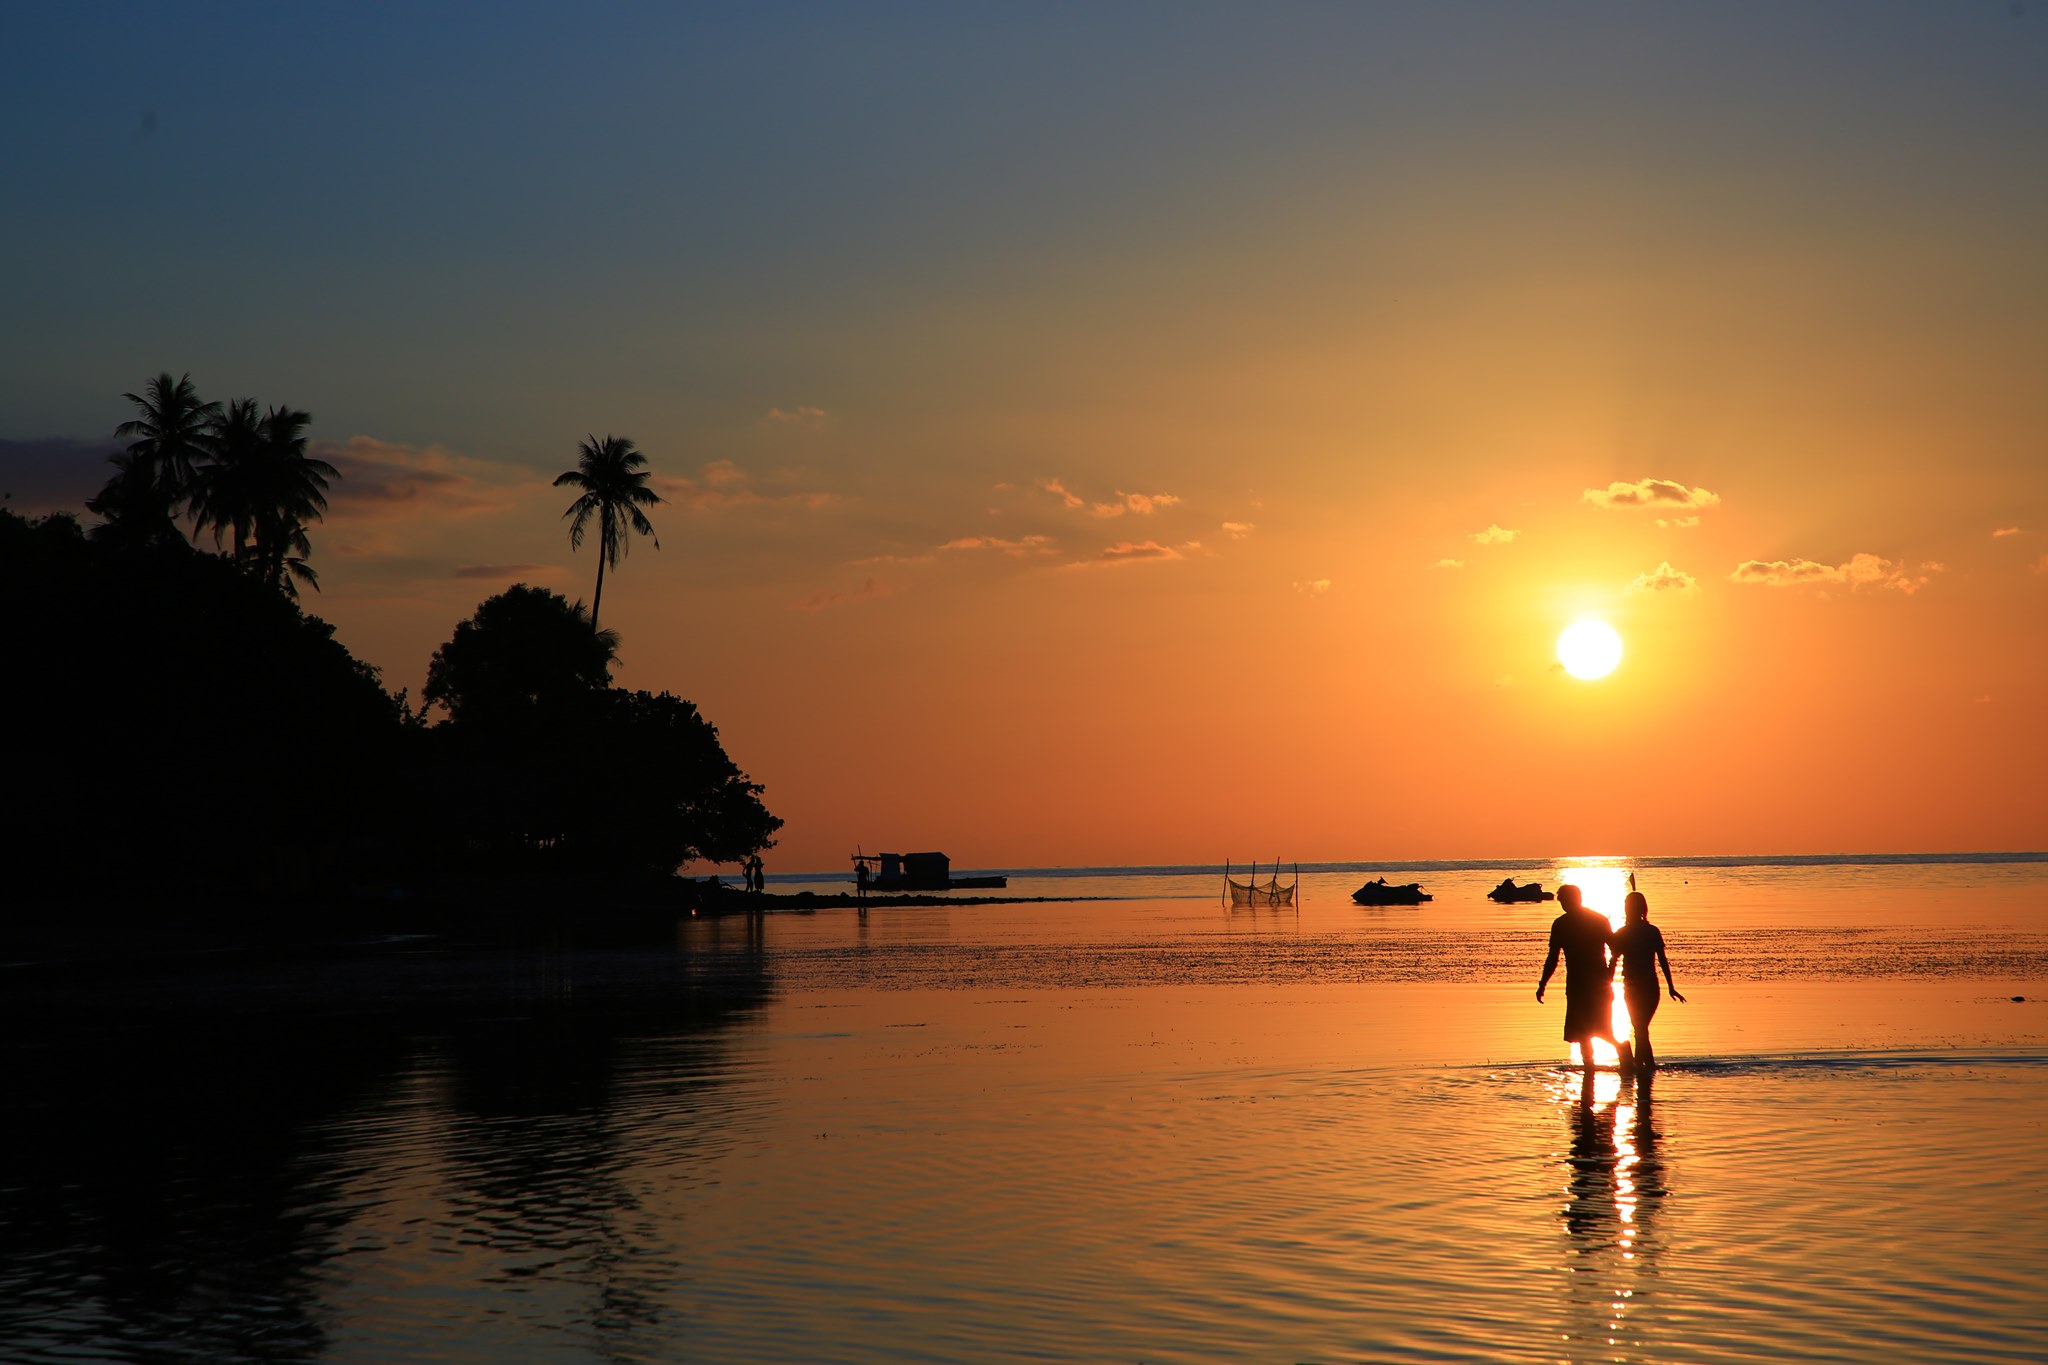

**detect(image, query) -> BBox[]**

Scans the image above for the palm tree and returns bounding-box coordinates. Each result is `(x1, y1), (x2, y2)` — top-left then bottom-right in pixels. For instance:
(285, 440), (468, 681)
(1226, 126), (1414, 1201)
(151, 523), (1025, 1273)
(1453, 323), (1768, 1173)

(183, 401), (335, 595)
(115, 372), (220, 511)
(553, 435), (665, 629)
(86, 451), (185, 548)
(249, 405), (336, 597)
(189, 398), (265, 562)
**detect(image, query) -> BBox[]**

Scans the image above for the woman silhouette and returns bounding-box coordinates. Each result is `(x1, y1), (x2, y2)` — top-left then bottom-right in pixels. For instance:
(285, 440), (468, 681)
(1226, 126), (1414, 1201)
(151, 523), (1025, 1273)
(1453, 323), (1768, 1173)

(1611, 890), (1685, 1072)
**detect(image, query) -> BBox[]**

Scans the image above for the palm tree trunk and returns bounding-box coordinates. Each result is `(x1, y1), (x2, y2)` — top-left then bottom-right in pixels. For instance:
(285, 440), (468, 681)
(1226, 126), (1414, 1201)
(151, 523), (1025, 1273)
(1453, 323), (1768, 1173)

(591, 552), (606, 631)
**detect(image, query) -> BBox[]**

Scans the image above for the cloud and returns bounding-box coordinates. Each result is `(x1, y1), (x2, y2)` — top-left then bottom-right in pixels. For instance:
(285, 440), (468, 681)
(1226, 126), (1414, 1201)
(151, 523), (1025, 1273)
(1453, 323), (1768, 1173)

(1293, 578), (1331, 595)
(1728, 553), (1941, 594)
(453, 563), (559, 580)
(1433, 558), (1466, 570)
(324, 437), (534, 521)
(791, 576), (887, 613)
(1627, 561), (1698, 594)
(653, 460), (835, 512)
(1992, 526), (2021, 537)
(766, 405), (828, 424)
(1044, 478), (1179, 518)
(1222, 521), (1255, 539)
(849, 552), (937, 567)
(320, 436), (548, 556)
(1583, 478), (1722, 512)
(1469, 524), (1518, 545)
(1655, 515), (1701, 530)
(1098, 540), (1182, 562)
(939, 534), (1056, 557)
(2034, 553), (2048, 575)
(1494, 674), (1518, 689)
(1103, 491), (1180, 517)
(0, 435), (124, 511)
(1062, 540), (1186, 569)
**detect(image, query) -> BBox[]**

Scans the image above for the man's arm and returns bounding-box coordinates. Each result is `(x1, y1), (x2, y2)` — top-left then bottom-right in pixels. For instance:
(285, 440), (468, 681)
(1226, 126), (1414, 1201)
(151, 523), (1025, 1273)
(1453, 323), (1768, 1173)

(1536, 924), (1561, 1001)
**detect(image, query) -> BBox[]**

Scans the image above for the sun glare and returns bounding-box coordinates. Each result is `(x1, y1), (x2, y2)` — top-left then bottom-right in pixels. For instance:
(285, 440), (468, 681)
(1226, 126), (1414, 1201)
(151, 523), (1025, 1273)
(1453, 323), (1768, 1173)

(1555, 861), (1635, 1067)
(1556, 619), (1622, 680)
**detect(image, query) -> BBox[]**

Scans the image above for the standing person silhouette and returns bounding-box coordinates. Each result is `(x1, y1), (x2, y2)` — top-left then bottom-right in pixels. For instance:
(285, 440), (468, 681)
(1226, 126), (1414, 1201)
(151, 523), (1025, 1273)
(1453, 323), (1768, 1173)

(1611, 890), (1685, 1072)
(1536, 883), (1620, 1070)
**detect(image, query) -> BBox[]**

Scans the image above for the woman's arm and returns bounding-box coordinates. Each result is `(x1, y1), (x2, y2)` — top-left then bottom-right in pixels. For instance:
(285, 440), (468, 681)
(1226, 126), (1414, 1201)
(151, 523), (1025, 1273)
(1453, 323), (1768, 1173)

(1658, 938), (1685, 1003)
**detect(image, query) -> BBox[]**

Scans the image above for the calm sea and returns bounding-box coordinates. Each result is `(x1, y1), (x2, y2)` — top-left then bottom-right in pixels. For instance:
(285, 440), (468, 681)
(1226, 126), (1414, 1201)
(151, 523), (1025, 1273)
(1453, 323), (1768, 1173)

(3, 853), (2044, 1363)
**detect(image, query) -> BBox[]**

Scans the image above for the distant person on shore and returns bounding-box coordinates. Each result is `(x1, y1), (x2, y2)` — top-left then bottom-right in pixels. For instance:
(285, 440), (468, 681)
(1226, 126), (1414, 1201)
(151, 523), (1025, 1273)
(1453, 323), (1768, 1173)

(744, 853), (765, 893)
(1611, 890), (1684, 1072)
(1536, 883), (1620, 1071)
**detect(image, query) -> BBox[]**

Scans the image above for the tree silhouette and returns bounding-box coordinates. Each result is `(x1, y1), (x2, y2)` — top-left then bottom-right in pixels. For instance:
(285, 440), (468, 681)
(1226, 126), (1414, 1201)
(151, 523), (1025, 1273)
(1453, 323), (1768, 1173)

(114, 372), (219, 509)
(424, 584), (619, 728)
(109, 378), (336, 596)
(190, 398), (267, 562)
(553, 435), (664, 630)
(85, 451), (187, 549)
(248, 405), (335, 597)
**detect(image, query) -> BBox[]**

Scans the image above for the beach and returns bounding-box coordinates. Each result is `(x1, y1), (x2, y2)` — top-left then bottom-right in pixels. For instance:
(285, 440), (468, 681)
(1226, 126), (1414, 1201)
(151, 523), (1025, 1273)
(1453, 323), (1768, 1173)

(3, 856), (2044, 1362)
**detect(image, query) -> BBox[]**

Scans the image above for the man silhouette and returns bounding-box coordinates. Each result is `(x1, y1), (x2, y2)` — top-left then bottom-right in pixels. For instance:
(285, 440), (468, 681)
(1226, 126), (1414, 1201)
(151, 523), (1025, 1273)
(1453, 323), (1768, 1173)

(1536, 883), (1620, 1070)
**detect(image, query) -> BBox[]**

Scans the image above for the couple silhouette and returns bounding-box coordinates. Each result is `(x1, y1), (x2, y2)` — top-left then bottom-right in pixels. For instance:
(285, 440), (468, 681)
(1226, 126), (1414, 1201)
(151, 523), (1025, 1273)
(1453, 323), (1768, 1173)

(1535, 883), (1685, 1073)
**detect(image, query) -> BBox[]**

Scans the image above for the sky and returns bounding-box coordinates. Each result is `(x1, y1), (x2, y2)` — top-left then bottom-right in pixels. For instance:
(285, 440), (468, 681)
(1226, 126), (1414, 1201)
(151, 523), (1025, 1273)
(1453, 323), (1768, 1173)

(5, 2), (2044, 871)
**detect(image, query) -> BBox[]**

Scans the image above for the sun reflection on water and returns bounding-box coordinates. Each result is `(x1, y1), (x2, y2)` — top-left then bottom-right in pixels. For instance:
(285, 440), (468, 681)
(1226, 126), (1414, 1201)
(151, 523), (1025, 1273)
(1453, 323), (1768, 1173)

(1550, 1065), (1665, 1362)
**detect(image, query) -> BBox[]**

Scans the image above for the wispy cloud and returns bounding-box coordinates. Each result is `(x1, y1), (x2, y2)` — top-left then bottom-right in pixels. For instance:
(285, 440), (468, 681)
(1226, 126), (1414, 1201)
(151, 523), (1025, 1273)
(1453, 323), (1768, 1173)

(791, 576), (887, 613)
(766, 405), (828, 424)
(940, 534), (1056, 557)
(1729, 553), (1940, 594)
(1043, 478), (1085, 509)
(1043, 478), (1180, 518)
(1100, 491), (1180, 517)
(1061, 540), (1186, 569)
(321, 436), (543, 556)
(1583, 478), (1722, 513)
(1293, 578), (1331, 595)
(1992, 526), (2021, 537)
(2034, 553), (2048, 575)
(1222, 521), (1254, 540)
(324, 437), (534, 520)
(654, 459), (835, 512)
(849, 552), (937, 567)
(1628, 561), (1698, 594)
(453, 562), (559, 581)
(1433, 558), (1465, 570)
(1469, 524), (1518, 545)
(1655, 515), (1701, 530)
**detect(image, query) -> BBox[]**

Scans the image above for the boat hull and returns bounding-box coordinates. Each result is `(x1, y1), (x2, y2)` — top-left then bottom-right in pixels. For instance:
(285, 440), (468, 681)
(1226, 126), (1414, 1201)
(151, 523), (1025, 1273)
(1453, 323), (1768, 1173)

(1352, 882), (1431, 905)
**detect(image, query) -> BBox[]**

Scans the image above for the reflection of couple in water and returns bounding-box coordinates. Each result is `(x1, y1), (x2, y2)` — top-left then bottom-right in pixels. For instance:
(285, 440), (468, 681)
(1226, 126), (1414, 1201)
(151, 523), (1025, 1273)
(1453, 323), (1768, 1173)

(1535, 883), (1685, 1074)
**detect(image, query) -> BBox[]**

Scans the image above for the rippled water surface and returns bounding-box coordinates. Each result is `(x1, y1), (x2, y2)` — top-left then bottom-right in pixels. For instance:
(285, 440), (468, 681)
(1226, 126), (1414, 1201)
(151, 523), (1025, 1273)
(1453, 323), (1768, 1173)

(3, 858), (2044, 1362)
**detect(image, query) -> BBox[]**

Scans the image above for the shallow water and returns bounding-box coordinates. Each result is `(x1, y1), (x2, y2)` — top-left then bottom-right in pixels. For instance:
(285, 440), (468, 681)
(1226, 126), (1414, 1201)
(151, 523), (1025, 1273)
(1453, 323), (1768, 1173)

(3, 858), (2044, 1362)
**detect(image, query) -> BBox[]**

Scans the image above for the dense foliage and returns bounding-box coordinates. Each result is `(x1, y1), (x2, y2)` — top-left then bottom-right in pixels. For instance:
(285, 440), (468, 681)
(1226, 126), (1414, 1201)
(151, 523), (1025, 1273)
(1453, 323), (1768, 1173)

(421, 587), (781, 878)
(9, 374), (773, 916)
(0, 509), (404, 900)
(4, 522), (779, 908)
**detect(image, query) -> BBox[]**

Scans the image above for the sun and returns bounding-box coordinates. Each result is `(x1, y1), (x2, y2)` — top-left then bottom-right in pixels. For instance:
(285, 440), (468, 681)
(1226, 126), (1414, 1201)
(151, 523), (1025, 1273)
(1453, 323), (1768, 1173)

(1556, 619), (1623, 680)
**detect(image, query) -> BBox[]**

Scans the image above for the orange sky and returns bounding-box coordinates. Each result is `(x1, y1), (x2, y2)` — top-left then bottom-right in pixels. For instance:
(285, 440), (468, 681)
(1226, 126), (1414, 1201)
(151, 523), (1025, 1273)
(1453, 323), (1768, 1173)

(7, 7), (2045, 870)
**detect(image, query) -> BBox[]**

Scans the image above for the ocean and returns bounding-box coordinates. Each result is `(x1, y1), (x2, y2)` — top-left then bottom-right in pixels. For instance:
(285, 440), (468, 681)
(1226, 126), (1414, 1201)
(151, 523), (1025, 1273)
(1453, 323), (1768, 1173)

(3, 853), (2044, 1362)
